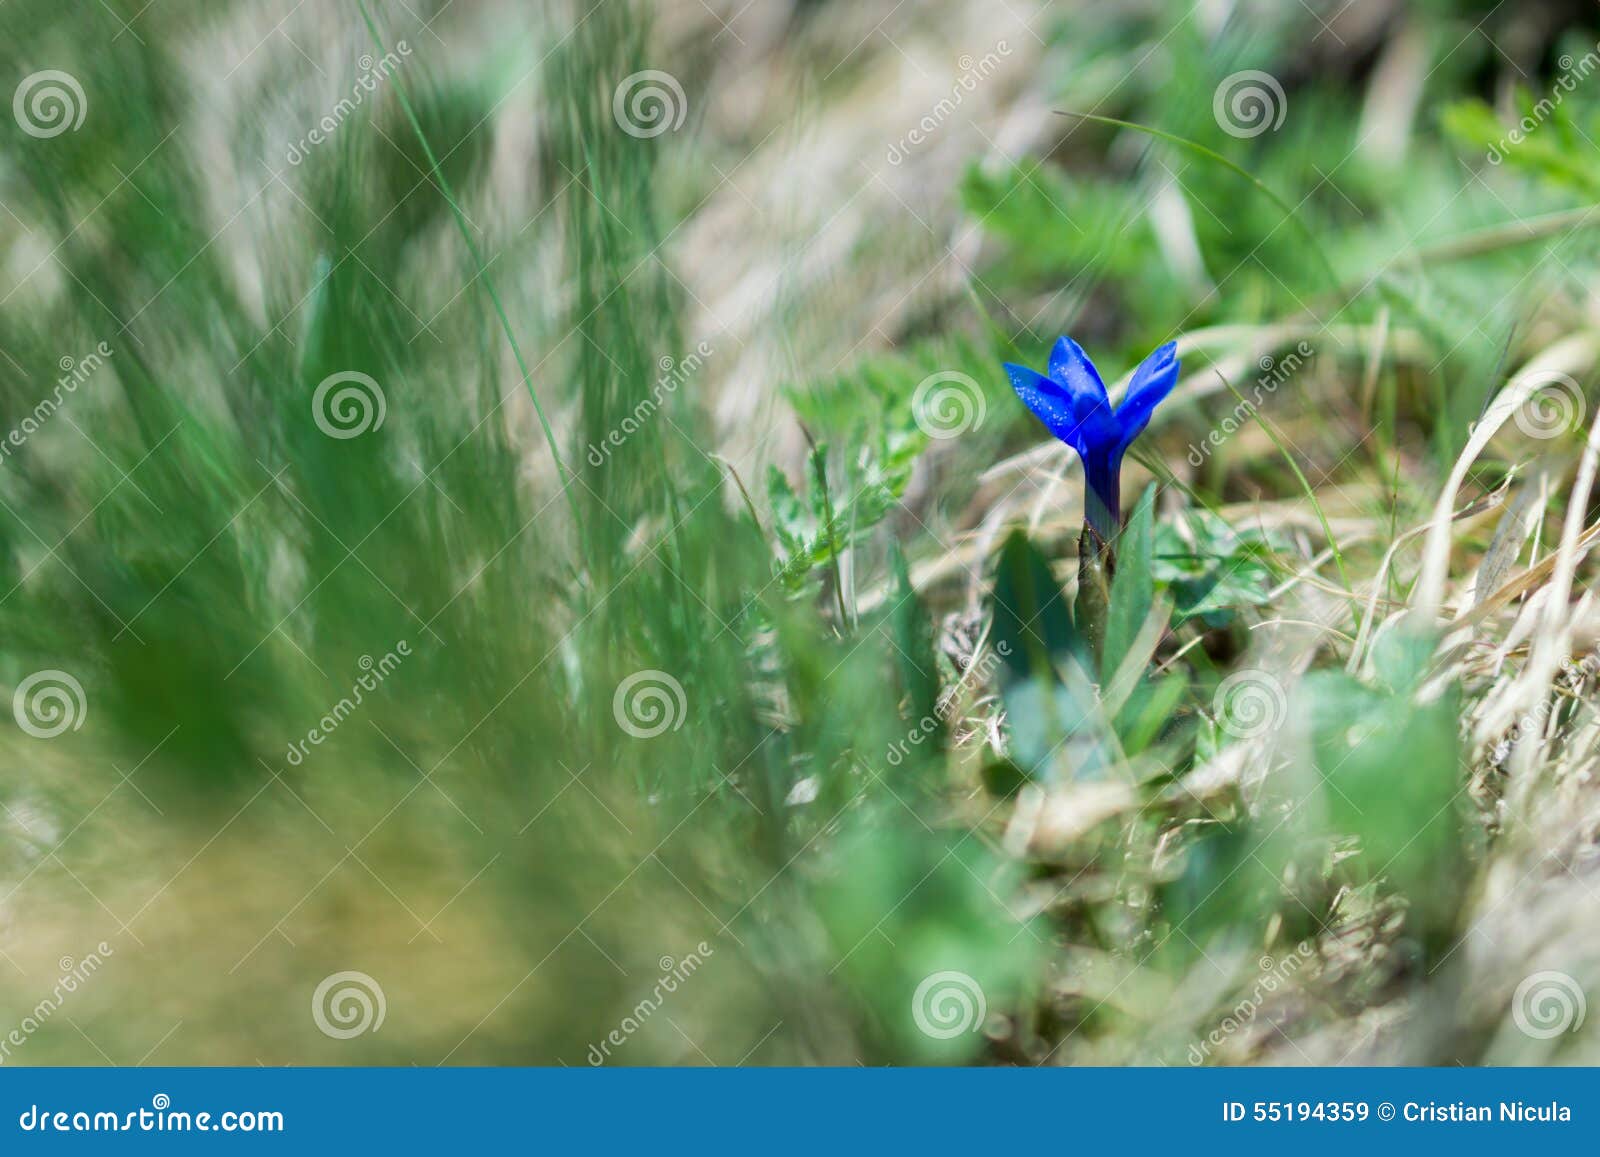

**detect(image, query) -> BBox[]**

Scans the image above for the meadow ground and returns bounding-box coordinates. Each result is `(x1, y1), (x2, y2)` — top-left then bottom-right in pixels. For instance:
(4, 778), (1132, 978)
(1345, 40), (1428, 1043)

(0, 0), (1599, 1066)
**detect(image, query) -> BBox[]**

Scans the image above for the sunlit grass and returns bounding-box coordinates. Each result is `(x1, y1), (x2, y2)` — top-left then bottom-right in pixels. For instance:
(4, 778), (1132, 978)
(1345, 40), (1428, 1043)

(0, 0), (1598, 1067)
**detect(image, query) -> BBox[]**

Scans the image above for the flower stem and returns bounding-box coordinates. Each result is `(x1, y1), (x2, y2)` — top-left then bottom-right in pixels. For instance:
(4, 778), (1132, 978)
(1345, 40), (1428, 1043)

(1076, 523), (1113, 668)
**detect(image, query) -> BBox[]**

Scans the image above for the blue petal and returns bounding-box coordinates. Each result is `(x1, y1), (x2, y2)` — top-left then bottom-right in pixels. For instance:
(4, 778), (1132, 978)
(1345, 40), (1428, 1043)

(1007, 359), (1120, 458)
(1113, 341), (1180, 454)
(1049, 338), (1119, 453)
(1048, 336), (1109, 407)
(1068, 390), (1121, 457)
(1080, 446), (1124, 541)
(1004, 362), (1076, 443)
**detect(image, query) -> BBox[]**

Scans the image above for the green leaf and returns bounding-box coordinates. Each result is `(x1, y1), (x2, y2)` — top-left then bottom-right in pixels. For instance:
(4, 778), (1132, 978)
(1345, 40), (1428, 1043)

(1001, 678), (1085, 782)
(1443, 94), (1600, 199)
(815, 820), (1044, 1062)
(980, 758), (1030, 798)
(989, 531), (1115, 783)
(990, 529), (1079, 684)
(765, 465), (807, 558)
(1160, 819), (1287, 952)
(888, 542), (941, 731)
(1102, 485), (1156, 682)
(1114, 671), (1188, 755)
(762, 427), (926, 595)
(1300, 668), (1465, 949)
(1154, 510), (1281, 624)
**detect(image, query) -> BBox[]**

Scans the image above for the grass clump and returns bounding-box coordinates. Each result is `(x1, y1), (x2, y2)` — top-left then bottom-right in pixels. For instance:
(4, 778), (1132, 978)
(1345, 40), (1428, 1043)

(0, 0), (1598, 1067)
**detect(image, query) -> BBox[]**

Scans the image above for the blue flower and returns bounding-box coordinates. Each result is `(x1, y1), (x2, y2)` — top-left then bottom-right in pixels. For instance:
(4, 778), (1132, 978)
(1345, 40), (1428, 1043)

(1004, 337), (1180, 541)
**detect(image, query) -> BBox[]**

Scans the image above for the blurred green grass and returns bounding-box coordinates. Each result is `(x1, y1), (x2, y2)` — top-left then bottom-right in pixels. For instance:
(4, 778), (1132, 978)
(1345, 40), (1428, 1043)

(0, 0), (1598, 1066)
